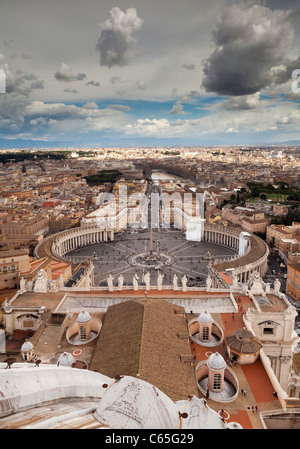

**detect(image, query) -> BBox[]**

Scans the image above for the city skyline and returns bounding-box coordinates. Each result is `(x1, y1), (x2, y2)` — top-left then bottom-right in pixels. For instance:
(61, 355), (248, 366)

(0, 0), (300, 148)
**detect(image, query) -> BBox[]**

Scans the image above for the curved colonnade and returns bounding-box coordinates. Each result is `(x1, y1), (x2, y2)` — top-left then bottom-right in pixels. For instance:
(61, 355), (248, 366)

(35, 223), (269, 289)
(204, 224), (269, 287)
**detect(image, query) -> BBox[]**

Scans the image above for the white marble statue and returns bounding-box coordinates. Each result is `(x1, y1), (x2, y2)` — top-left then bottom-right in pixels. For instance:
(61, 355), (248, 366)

(173, 274), (178, 290)
(157, 272), (164, 290)
(107, 274), (114, 292)
(33, 269), (48, 293)
(118, 274), (124, 291)
(274, 278), (281, 293)
(133, 273), (139, 291)
(57, 274), (64, 289)
(248, 271), (265, 295)
(144, 271), (151, 291)
(182, 275), (187, 292)
(232, 271), (238, 289)
(19, 277), (26, 293)
(206, 275), (212, 290)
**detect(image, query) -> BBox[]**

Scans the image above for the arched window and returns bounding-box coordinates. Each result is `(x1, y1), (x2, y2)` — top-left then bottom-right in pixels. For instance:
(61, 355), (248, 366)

(202, 326), (209, 341)
(213, 373), (222, 391)
(80, 326), (87, 340)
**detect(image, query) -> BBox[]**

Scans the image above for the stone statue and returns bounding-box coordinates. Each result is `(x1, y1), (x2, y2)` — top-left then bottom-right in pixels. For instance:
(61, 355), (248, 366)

(26, 280), (33, 291)
(182, 274), (187, 292)
(274, 278), (281, 293)
(107, 274), (114, 292)
(57, 274), (64, 289)
(19, 277), (26, 292)
(85, 275), (91, 288)
(157, 272), (164, 290)
(117, 274), (124, 291)
(173, 274), (178, 290)
(144, 271), (150, 291)
(249, 271), (264, 295)
(133, 273), (139, 291)
(232, 271), (238, 289)
(206, 275), (212, 290)
(48, 280), (58, 292)
(33, 269), (48, 293)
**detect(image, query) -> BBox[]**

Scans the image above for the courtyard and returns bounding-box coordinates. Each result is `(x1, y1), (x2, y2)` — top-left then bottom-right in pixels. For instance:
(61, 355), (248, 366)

(67, 228), (237, 289)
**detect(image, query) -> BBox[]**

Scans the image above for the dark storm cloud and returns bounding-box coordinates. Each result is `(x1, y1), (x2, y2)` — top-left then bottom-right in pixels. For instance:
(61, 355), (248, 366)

(182, 64), (196, 70)
(63, 88), (79, 94)
(202, 3), (297, 96)
(85, 80), (100, 87)
(96, 7), (143, 68)
(4, 66), (44, 96)
(271, 54), (300, 85)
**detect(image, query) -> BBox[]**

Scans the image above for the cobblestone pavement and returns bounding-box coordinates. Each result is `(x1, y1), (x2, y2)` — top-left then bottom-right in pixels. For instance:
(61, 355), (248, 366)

(67, 228), (236, 288)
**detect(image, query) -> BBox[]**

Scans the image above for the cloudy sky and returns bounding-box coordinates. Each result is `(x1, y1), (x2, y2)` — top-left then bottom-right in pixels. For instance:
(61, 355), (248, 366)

(0, 0), (300, 147)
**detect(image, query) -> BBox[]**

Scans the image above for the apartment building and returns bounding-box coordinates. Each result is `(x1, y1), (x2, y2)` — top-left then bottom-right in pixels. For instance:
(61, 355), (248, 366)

(266, 222), (300, 248)
(0, 248), (31, 289)
(287, 262), (300, 302)
(222, 206), (270, 233)
(0, 215), (49, 236)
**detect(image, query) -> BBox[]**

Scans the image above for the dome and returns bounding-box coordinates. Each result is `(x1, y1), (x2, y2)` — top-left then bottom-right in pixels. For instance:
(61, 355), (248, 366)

(207, 352), (226, 371)
(197, 311), (213, 324)
(226, 329), (262, 354)
(77, 310), (91, 323)
(95, 376), (180, 429)
(21, 340), (33, 352)
(57, 352), (76, 367)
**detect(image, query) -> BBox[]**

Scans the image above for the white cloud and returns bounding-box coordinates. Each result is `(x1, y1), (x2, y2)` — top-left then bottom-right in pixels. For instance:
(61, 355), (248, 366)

(96, 7), (143, 68)
(54, 63), (86, 82)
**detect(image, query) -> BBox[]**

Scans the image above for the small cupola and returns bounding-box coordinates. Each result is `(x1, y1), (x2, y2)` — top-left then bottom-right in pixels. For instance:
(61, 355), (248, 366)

(197, 311), (213, 342)
(21, 339), (34, 362)
(57, 351), (75, 367)
(207, 352), (226, 392)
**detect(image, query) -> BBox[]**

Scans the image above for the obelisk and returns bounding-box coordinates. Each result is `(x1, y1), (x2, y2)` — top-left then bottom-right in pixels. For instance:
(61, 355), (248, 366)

(149, 226), (153, 256)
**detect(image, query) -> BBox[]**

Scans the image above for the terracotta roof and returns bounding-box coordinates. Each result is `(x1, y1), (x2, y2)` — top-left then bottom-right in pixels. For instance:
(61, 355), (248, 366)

(226, 328), (262, 354)
(89, 298), (199, 402)
(89, 300), (144, 379)
(214, 235), (267, 271)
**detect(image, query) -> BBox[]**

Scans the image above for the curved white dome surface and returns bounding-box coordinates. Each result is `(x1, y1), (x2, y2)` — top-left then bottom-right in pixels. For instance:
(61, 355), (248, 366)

(95, 376), (180, 429)
(0, 365), (112, 418)
(77, 310), (91, 323)
(21, 340), (33, 352)
(57, 352), (75, 367)
(197, 311), (213, 324)
(207, 352), (226, 371)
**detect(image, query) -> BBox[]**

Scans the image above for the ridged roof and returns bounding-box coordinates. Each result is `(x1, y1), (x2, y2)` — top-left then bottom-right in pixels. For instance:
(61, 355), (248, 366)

(89, 299), (198, 402)
(226, 329), (262, 354)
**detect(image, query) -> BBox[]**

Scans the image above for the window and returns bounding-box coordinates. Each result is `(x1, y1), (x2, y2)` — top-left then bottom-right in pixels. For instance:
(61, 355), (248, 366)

(3, 266), (7, 273)
(213, 373), (222, 391)
(263, 327), (274, 335)
(80, 326), (87, 340)
(202, 326), (209, 341)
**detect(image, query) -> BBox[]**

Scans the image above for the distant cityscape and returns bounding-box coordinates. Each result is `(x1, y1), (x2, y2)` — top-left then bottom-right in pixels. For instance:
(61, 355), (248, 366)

(0, 144), (300, 430)
(1, 0), (300, 433)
